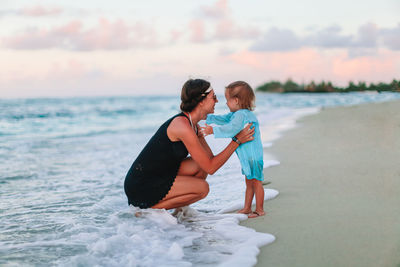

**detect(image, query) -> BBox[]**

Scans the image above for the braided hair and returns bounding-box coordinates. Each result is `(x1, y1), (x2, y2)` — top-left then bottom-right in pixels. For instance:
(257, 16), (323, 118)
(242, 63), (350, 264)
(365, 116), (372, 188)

(180, 79), (211, 112)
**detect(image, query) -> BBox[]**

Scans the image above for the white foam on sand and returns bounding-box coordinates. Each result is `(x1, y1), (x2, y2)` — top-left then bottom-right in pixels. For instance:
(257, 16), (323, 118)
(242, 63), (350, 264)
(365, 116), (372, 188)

(57, 205), (275, 267)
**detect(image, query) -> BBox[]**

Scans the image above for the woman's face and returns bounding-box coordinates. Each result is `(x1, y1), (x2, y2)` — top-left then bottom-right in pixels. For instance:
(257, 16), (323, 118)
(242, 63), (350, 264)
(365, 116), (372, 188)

(203, 89), (218, 115)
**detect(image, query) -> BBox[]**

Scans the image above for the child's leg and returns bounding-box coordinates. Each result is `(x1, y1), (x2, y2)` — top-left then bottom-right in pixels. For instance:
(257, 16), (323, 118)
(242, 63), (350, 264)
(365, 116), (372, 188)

(248, 180), (265, 218)
(237, 178), (254, 214)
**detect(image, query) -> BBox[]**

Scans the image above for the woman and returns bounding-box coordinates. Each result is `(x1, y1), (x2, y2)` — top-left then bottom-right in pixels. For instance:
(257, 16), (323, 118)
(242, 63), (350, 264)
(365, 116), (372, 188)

(124, 79), (255, 210)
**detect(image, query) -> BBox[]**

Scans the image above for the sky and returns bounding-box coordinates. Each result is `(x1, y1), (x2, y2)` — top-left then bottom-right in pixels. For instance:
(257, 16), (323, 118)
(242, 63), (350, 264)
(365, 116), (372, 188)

(0, 0), (399, 97)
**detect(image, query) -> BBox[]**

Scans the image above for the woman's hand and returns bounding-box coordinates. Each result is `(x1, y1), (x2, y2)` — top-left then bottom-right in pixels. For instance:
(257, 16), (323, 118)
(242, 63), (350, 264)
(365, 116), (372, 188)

(235, 123), (255, 144)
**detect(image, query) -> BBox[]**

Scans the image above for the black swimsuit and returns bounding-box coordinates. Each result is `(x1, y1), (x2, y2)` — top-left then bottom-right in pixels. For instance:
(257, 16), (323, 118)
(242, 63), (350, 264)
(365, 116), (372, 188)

(124, 113), (191, 208)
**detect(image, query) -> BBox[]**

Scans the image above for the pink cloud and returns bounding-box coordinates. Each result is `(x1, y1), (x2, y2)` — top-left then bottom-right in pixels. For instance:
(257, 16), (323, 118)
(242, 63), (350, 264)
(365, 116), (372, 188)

(332, 52), (399, 83)
(228, 48), (399, 85)
(215, 19), (260, 40)
(2, 18), (158, 50)
(194, 0), (260, 42)
(189, 20), (206, 43)
(78, 18), (133, 50)
(169, 29), (183, 43)
(56, 20), (83, 35)
(215, 19), (235, 39)
(229, 49), (324, 73)
(3, 27), (64, 50)
(20, 5), (62, 16)
(200, 0), (229, 19)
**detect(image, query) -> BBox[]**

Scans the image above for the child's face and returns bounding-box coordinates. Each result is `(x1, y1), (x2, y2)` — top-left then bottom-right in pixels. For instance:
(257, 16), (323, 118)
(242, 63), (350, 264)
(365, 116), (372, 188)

(225, 90), (240, 112)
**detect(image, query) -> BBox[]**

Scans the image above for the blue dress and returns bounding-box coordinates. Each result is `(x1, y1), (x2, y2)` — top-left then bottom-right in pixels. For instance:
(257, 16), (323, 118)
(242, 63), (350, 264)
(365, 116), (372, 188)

(206, 109), (264, 181)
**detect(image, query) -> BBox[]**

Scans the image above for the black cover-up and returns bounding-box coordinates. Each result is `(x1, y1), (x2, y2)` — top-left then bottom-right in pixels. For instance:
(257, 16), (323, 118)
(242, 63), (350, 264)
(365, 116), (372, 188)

(124, 113), (190, 208)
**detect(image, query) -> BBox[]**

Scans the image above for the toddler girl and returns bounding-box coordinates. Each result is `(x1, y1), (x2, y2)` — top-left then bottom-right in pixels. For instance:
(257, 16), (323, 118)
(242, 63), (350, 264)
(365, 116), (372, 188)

(201, 81), (265, 218)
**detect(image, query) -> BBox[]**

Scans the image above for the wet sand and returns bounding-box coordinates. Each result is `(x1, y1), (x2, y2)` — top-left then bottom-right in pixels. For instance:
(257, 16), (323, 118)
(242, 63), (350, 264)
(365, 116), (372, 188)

(242, 100), (400, 267)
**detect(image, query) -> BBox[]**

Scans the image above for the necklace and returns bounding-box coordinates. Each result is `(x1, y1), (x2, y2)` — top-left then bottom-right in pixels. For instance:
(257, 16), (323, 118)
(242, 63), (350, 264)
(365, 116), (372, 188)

(187, 112), (197, 133)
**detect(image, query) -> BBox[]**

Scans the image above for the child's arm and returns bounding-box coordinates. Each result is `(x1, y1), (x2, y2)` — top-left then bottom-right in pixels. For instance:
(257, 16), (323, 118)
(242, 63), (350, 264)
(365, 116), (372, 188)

(212, 111), (246, 138)
(206, 113), (233, 125)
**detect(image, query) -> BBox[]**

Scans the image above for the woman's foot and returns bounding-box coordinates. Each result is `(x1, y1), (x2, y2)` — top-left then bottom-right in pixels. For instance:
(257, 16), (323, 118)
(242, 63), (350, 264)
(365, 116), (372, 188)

(248, 210), (265, 218)
(237, 208), (252, 214)
(171, 207), (183, 217)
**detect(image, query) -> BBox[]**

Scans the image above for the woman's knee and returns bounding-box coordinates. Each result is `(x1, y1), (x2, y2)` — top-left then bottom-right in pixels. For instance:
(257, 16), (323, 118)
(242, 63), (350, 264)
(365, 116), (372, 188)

(197, 169), (208, 180)
(178, 158), (208, 179)
(178, 158), (199, 176)
(198, 180), (209, 198)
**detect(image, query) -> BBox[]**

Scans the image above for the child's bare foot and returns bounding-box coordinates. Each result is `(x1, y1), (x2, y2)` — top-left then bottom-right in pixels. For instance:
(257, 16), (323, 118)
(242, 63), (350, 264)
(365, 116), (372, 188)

(248, 210), (265, 218)
(237, 208), (252, 214)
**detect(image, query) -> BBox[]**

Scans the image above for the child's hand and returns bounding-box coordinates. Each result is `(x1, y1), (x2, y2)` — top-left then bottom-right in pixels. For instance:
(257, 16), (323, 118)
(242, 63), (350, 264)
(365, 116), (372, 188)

(199, 124), (213, 137)
(196, 124), (203, 137)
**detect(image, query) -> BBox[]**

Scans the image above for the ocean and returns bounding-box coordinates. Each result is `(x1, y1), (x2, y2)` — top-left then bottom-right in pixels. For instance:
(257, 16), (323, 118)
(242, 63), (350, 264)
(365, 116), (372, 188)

(1, 92), (399, 266)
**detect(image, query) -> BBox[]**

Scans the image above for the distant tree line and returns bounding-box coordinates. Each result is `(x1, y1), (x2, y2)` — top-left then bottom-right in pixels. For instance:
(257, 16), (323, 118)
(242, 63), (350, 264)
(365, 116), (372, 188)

(256, 79), (400, 93)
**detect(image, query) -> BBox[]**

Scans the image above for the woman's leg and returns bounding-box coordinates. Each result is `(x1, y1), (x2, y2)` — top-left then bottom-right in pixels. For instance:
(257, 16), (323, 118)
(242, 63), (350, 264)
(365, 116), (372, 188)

(177, 157), (208, 180)
(237, 178), (254, 214)
(248, 180), (265, 218)
(152, 175), (209, 210)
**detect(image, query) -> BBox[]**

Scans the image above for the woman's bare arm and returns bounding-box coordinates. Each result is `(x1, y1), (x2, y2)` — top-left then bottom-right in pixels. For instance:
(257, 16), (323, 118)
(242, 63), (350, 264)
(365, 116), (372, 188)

(168, 118), (254, 174)
(198, 131), (213, 158)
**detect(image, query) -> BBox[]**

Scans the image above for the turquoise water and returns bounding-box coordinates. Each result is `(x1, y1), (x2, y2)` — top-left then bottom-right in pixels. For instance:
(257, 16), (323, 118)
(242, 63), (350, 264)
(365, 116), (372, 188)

(1, 92), (399, 266)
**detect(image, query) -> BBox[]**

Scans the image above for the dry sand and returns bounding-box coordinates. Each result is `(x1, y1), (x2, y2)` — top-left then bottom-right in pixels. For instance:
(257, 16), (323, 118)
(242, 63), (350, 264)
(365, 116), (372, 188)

(242, 100), (400, 267)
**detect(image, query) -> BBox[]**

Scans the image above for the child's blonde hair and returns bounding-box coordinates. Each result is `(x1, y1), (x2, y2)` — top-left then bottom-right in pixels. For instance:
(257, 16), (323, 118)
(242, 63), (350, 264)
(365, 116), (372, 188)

(225, 81), (255, 111)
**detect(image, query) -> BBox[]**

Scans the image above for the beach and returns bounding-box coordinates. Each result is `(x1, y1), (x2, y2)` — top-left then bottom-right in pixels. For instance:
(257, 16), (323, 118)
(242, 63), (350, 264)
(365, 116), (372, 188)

(2, 94), (400, 266)
(242, 100), (400, 267)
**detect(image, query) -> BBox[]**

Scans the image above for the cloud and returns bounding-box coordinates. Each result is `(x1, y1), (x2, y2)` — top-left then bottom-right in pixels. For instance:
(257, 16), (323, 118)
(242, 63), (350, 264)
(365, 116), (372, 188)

(0, 9), (17, 18)
(250, 27), (302, 51)
(347, 48), (378, 58)
(19, 5), (63, 16)
(352, 23), (379, 48)
(219, 47), (235, 56)
(191, 0), (260, 42)
(380, 23), (400, 50)
(214, 19), (260, 40)
(332, 51), (398, 81)
(199, 0), (229, 19)
(2, 18), (159, 51)
(169, 29), (183, 43)
(0, 5), (62, 17)
(189, 20), (207, 43)
(309, 25), (352, 48)
(250, 23), (400, 54)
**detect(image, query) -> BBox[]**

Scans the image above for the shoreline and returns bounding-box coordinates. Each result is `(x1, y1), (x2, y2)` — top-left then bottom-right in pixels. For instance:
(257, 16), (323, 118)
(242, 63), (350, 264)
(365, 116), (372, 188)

(242, 100), (400, 267)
